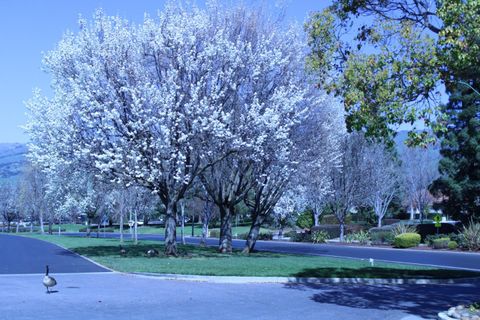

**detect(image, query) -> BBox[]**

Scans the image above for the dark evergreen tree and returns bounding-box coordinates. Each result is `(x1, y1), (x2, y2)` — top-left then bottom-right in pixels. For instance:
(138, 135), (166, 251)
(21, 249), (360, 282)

(432, 84), (480, 223)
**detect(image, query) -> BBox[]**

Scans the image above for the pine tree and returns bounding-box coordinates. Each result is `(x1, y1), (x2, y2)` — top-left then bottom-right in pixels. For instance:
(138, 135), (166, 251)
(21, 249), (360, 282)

(432, 85), (480, 223)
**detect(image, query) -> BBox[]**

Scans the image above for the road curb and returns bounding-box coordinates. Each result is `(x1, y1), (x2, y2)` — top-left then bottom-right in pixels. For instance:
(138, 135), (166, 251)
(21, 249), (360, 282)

(128, 272), (480, 285)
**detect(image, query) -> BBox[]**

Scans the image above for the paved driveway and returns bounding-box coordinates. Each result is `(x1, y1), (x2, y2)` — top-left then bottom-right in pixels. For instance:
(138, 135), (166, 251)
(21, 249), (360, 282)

(1, 233), (479, 320)
(0, 272), (479, 320)
(0, 234), (109, 274)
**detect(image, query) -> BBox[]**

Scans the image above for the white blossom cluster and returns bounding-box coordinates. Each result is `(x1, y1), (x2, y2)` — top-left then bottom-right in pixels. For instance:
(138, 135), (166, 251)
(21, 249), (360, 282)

(25, 5), (318, 215)
(25, 4), (343, 252)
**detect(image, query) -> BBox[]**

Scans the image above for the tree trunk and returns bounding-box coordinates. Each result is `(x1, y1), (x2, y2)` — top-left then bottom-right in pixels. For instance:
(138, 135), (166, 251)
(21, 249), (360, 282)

(39, 210), (45, 234)
(96, 218), (100, 238)
(313, 204), (320, 227)
(129, 212), (133, 240)
(119, 213), (124, 244)
(16, 223), (19, 233)
(180, 201), (186, 245)
(86, 217), (91, 237)
(200, 198), (211, 247)
(191, 214), (195, 237)
(242, 214), (264, 254)
(134, 210), (138, 245)
(48, 220), (52, 235)
(219, 205), (233, 253)
(200, 220), (209, 246)
(164, 201), (178, 256)
(376, 205), (383, 227)
(339, 221), (345, 242)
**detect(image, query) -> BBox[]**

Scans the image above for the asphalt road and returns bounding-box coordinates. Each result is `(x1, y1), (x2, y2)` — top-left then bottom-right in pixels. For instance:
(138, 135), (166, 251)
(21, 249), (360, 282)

(1, 272), (479, 320)
(0, 234), (109, 274)
(66, 232), (480, 271)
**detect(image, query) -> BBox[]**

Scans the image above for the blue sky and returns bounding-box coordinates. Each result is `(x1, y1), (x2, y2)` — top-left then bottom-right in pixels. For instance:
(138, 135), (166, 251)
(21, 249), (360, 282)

(0, 0), (330, 143)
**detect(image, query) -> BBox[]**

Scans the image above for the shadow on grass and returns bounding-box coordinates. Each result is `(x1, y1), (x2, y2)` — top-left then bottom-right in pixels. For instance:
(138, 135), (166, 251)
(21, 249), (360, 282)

(70, 242), (288, 259)
(285, 276), (480, 319)
(293, 267), (480, 279)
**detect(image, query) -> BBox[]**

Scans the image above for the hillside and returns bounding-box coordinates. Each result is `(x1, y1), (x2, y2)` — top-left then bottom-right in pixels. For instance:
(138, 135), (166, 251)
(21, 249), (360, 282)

(0, 143), (28, 182)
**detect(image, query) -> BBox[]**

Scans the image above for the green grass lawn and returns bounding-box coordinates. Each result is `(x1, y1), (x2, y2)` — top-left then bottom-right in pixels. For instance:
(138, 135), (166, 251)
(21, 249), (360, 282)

(21, 234), (480, 279)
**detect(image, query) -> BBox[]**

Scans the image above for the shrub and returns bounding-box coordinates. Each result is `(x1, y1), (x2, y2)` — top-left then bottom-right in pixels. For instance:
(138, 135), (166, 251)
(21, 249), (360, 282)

(301, 233), (312, 242)
(393, 233), (421, 248)
(347, 224), (366, 233)
(415, 223), (460, 242)
(459, 222), (480, 251)
(345, 230), (370, 245)
(448, 241), (458, 250)
(321, 214), (352, 225)
(370, 231), (394, 245)
(296, 210), (314, 229)
(257, 232), (273, 240)
(432, 237), (450, 249)
(311, 225), (341, 238)
(383, 219), (401, 226)
(288, 231), (312, 242)
(369, 225), (395, 233)
(310, 224), (365, 239)
(311, 230), (329, 244)
(284, 230), (297, 239)
(234, 232), (272, 240)
(392, 224), (417, 237)
(425, 233), (452, 246)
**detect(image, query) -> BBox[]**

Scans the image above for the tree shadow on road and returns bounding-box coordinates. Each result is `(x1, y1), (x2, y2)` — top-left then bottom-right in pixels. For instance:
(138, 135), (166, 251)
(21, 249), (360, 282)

(285, 271), (480, 319)
(293, 267), (480, 279)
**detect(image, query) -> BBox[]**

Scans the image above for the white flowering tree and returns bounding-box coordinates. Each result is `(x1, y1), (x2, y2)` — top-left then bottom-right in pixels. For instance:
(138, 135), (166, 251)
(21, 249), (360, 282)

(273, 190), (306, 237)
(18, 164), (48, 233)
(26, 4), (323, 255)
(295, 99), (345, 226)
(362, 143), (401, 227)
(0, 182), (20, 232)
(241, 96), (343, 252)
(190, 6), (318, 253)
(400, 146), (439, 221)
(325, 133), (369, 241)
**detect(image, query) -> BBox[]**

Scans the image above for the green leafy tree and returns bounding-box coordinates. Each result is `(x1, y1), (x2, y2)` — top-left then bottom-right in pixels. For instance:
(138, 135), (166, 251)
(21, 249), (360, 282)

(296, 209), (314, 230)
(305, 0), (480, 146)
(431, 85), (480, 223)
(430, 1), (480, 223)
(305, 1), (444, 146)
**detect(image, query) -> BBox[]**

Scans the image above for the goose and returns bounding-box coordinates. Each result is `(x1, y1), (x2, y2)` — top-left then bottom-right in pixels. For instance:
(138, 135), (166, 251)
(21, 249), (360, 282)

(146, 248), (159, 257)
(43, 265), (57, 294)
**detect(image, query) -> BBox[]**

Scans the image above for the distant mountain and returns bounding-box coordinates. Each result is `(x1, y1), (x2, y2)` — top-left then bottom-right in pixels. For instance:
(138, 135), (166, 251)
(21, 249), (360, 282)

(0, 143), (28, 182)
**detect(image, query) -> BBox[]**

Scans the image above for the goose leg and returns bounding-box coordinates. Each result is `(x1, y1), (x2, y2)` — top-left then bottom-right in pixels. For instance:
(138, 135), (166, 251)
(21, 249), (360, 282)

(46, 287), (50, 294)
